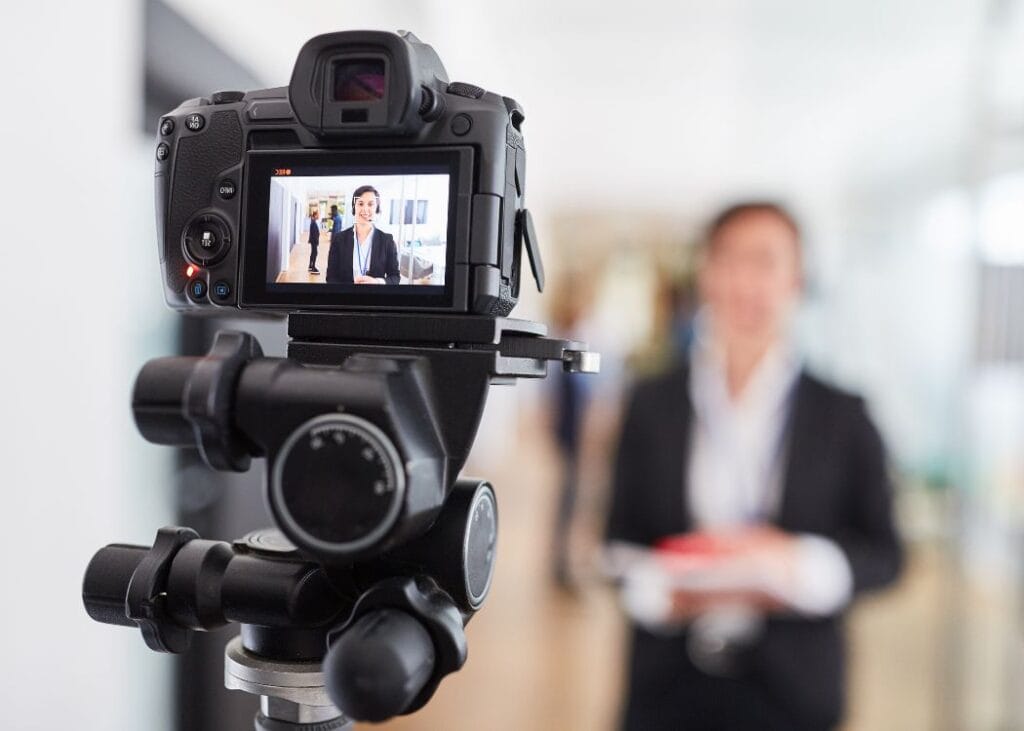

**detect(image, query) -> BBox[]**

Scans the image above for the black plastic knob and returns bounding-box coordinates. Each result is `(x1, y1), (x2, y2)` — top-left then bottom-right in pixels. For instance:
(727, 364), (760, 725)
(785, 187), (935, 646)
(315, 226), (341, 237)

(131, 331), (263, 471)
(83, 544), (148, 626)
(324, 576), (467, 720)
(132, 356), (201, 447)
(323, 609), (435, 722)
(82, 527), (200, 654)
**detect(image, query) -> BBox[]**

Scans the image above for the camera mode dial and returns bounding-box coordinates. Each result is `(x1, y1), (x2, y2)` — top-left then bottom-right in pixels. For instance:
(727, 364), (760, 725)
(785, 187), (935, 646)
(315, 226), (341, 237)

(182, 213), (232, 267)
(270, 414), (406, 562)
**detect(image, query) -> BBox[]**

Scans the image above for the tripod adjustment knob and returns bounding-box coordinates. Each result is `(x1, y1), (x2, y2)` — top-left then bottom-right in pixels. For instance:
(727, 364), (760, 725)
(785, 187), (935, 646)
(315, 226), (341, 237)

(324, 576), (466, 722)
(83, 526), (200, 653)
(269, 413), (406, 564)
(323, 609), (434, 722)
(132, 331), (263, 471)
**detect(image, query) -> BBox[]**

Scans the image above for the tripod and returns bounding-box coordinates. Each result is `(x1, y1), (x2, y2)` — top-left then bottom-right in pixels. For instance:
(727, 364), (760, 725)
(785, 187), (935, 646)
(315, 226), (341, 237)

(83, 313), (597, 729)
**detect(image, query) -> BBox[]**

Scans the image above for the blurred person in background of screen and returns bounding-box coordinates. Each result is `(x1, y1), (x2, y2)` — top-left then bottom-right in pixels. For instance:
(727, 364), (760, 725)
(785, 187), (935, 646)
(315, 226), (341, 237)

(331, 203), (342, 234)
(604, 202), (904, 731)
(308, 207), (322, 275)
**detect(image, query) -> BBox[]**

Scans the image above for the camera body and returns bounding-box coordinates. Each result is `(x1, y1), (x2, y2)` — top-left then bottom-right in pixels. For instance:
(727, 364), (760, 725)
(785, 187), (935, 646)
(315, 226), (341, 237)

(154, 30), (532, 316)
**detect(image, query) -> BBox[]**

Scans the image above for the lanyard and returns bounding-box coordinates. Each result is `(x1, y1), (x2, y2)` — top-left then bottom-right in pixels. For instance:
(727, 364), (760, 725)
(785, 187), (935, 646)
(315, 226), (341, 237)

(687, 339), (800, 526)
(355, 229), (372, 276)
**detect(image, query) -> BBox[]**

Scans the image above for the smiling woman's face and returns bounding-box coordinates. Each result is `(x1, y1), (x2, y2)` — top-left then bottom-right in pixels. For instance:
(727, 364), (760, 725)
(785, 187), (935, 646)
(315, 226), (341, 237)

(699, 210), (802, 345)
(354, 192), (377, 224)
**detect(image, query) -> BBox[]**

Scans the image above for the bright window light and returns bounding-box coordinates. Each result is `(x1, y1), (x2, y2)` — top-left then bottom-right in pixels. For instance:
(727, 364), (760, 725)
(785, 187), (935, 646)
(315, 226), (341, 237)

(978, 171), (1024, 265)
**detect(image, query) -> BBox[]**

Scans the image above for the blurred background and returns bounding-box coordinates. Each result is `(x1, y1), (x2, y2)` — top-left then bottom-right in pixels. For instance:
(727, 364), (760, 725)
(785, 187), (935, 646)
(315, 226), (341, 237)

(2, 0), (1023, 728)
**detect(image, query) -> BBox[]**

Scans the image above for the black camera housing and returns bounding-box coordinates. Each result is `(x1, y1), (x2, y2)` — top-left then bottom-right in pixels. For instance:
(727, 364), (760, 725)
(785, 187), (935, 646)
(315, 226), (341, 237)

(154, 30), (538, 316)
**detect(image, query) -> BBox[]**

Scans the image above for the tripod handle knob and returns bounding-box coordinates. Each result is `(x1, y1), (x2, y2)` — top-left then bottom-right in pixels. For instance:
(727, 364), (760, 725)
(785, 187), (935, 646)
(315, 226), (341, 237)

(131, 356), (199, 448)
(82, 527), (200, 653)
(132, 331), (263, 471)
(323, 576), (467, 721)
(83, 544), (149, 627)
(323, 609), (435, 722)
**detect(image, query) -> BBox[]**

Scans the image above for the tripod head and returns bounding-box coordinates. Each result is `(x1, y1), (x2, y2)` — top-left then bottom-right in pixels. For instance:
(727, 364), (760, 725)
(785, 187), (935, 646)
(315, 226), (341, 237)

(83, 313), (597, 728)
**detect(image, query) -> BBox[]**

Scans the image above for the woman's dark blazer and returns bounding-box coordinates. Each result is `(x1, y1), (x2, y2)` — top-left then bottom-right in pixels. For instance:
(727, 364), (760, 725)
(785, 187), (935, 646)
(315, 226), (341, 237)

(606, 361), (904, 731)
(325, 227), (400, 284)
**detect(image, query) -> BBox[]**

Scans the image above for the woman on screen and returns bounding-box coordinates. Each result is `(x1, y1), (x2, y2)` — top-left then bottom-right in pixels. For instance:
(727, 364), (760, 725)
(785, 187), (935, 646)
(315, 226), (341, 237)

(326, 185), (400, 285)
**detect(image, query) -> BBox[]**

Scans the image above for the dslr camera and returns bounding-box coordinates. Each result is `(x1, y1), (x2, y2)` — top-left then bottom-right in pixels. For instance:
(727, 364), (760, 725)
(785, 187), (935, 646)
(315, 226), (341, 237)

(156, 29), (542, 315)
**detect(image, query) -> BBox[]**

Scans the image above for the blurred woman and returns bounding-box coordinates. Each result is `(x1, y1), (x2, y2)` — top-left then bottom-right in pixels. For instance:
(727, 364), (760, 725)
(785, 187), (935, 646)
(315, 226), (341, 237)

(606, 202), (903, 731)
(326, 185), (400, 284)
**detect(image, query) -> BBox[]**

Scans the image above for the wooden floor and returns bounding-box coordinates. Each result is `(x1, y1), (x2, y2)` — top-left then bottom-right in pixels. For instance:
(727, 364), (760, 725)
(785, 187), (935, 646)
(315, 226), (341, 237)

(381, 407), (626, 731)
(372, 407), (1021, 731)
(276, 235), (331, 283)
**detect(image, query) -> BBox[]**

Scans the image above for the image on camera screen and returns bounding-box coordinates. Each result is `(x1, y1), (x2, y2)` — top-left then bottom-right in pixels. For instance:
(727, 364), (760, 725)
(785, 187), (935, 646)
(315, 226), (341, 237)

(267, 173), (450, 288)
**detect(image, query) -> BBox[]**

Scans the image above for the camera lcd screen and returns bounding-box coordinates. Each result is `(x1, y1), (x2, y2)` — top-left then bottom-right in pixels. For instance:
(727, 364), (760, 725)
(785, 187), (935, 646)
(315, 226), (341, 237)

(267, 172), (449, 287)
(242, 149), (469, 310)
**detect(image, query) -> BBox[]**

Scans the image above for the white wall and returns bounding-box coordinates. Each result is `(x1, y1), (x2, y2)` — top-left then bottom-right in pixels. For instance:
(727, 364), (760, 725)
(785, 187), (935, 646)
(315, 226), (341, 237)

(0, 3), (175, 729)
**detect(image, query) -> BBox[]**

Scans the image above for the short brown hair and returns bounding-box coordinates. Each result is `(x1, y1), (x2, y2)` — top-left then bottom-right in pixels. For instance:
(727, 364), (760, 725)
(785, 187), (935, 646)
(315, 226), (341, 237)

(705, 201), (801, 250)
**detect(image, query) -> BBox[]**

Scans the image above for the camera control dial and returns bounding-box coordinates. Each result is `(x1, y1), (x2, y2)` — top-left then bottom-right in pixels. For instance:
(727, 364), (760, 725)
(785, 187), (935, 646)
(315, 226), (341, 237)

(182, 213), (232, 267)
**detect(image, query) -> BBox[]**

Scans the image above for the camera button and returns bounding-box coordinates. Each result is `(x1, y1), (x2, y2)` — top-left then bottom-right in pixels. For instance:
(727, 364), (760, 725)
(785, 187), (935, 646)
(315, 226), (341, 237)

(159, 118), (175, 136)
(212, 90), (245, 104)
(187, 278), (208, 301)
(217, 179), (237, 199)
(184, 113), (205, 132)
(156, 143), (170, 162)
(212, 280), (232, 301)
(183, 214), (231, 266)
(447, 82), (485, 99)
(451, 113), (473, 136)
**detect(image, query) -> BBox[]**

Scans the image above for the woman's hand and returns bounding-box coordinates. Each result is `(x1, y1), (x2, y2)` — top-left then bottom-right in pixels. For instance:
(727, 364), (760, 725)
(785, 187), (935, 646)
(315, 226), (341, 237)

(667, 588), (786, 622)
(662, 525), (800, 620)
(355, 275), (385, 284)
(714, 525), (801, 586)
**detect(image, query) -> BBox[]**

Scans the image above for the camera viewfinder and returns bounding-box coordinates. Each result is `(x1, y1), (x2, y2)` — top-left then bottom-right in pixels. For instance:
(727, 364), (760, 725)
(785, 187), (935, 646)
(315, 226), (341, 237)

(333, 59), (386, 102)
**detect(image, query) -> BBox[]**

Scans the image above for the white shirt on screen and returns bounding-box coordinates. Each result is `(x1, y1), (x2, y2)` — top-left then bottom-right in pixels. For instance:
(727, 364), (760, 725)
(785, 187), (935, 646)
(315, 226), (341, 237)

(686, 315), (854, 617)
(352, 227), (374, 280)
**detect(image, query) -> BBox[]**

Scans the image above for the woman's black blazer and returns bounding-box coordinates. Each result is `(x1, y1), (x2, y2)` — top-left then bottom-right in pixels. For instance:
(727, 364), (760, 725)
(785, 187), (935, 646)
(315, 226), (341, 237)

(606, 362), (904, 730)
(325, 227), (400, 284)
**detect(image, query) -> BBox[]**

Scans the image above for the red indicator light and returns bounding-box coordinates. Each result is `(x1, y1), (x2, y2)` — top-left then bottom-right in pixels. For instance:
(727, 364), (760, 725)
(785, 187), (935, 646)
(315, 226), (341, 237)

(186, 265), (197, 278)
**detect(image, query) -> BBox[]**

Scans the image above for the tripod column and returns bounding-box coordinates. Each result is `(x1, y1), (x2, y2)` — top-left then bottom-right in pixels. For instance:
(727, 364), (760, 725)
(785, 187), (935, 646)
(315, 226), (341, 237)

(224, 635), (352, 731)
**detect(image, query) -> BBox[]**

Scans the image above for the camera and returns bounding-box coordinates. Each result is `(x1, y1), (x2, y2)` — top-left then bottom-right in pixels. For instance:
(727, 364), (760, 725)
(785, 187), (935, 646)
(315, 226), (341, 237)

(155, 29), (542, 316)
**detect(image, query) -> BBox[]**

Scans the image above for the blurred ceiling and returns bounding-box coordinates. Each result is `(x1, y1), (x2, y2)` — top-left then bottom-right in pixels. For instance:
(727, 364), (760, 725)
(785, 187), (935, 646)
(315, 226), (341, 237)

(167, 0), (998, 216)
